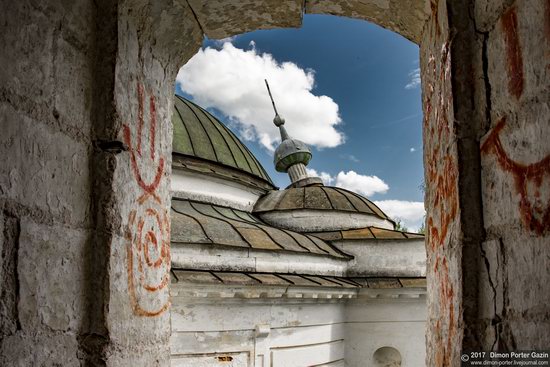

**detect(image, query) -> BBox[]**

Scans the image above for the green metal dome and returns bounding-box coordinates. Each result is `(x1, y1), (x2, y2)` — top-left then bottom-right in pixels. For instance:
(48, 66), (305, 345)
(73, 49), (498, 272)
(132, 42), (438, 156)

(172, 95), (273, 185)
(274, 138), (312, 172)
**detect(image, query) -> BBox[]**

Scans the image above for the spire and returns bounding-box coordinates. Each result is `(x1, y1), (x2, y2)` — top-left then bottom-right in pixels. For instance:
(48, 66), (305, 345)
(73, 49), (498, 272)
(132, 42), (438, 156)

(264, 80), (323, 188)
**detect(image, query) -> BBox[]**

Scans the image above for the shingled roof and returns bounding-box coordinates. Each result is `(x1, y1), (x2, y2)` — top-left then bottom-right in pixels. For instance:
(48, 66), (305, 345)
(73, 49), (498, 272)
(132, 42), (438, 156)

(309, 227), (425, 241)
(171, 269), (426, 289)
(171, 198), (350, 259)
(253, 186), (393, 223)
(172, 95), (274, 186)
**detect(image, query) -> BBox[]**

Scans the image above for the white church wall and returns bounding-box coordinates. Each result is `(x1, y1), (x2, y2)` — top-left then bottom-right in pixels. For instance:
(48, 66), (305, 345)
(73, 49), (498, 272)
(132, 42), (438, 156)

(345, 296), (427, 367)
(171, 243), (349, 276)
(170, 283), (427, 367)
(171, 168), (266, 211)
(170, 293), (349, 367)
(333, 239), (426, 277)
(259, 209), (395, 232)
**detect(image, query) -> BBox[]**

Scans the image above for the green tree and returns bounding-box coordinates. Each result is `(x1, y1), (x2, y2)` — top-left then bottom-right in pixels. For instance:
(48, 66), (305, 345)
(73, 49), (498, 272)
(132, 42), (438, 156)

(417, 221), (425, 234)
(417, 215), (426, 234)
(394, 219), (408, 233)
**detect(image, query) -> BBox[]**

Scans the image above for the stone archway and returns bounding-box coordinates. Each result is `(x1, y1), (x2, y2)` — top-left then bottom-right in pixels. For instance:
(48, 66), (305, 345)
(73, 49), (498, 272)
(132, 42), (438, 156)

(1, 0), (548, 366)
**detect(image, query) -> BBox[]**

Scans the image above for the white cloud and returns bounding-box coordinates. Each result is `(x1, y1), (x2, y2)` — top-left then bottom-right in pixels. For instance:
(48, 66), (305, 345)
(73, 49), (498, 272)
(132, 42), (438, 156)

(177, 43), (344, 151)
(306, 169), (389, 197)
(340, 154), (359, 162)
(405, 67), (421, 90)
(374, 200), (425, 231)
(334, 171), (389, 196)
(410, 147), (416, 152)
(212, 36), (235, 47)
(306, 168), (334, 186)
(306, 168), (424, 230)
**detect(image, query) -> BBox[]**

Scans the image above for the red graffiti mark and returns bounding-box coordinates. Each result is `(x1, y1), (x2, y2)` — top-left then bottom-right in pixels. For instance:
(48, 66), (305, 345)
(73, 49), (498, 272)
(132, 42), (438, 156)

(137, 83), (144, 156)
(428, 156), (458, 250)
(424, 41), (459, 251)
(123, 82), (165, 203)
(501, 7), (524, 99)
(126, 206), (171, 317)
(124, 81), (170, 317)
(481, 118), (550, 235)
(433, 255), (456, 367)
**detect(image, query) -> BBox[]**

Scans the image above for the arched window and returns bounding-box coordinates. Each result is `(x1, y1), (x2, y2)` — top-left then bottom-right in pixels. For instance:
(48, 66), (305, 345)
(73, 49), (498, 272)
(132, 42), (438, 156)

(373, 346), (402, 367)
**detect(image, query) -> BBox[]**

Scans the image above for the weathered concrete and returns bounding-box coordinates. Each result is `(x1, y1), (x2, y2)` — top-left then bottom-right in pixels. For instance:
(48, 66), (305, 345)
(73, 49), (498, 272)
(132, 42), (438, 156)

(186, 0), (305, 40)
(421, 0), (550, 363)
(1, 0), (95, 365)
(306, 0), (430, 43)
(259, 210), (394, 232)
(95, 0), (202, 364)
(333, 239), (426, 277)
(171, 243), (349, 276)
(479, 0), (550, 350)
(171, 169), (267, 211)
(1, 0), (549, 365)
(170, 280), (426, 367)
(419, 2), (464, 362)
(0, 0), (203, 364)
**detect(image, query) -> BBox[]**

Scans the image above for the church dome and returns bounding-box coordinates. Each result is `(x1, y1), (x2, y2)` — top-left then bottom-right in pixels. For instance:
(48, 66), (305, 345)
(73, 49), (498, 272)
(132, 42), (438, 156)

(172, 95), (274, 187)
(253, 186), (395, 232)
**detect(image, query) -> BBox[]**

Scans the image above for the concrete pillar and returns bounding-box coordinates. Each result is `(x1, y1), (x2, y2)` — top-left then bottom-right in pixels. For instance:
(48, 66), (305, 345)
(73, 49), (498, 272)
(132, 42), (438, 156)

(0, 0), (202, 365)
(421, 0), (550, 365)
(420, 1), (464, 364)
(476, 0), (550, 351)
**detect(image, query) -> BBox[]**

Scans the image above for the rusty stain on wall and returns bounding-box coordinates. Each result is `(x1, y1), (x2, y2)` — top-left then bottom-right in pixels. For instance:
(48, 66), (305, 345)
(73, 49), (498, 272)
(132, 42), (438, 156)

(501, 7), (524, 99)
(481, 117), (550, 235)
(423, 5), (461, 362)
(216, 356), (233, 362)
(424, 40), (459, 252)
(123, 81), (171, 317)
(123, 82), (165, 204)
(432, 255), (456, 367)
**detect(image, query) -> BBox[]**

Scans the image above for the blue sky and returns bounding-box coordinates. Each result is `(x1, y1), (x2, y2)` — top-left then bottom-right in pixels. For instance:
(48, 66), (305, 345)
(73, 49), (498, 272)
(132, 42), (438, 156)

(175, 15), (425, 230)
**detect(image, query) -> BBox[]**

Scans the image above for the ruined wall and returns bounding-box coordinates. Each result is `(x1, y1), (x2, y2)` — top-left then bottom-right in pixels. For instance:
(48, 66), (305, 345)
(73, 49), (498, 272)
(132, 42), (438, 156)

(477, 0), (550, 350)
(0, 0), (202, 364)
(2, 0), (548, 365)
(101, 1), (201, 364)
(422, 0), (550, 364)
(1, 0), (96, 364)
(420, 0), (463, 364)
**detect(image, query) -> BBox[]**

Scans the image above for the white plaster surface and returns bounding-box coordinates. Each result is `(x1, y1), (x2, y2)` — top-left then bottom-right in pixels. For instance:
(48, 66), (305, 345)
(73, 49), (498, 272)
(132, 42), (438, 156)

(171, 169), (265, 211)
(170, 287), (426, 366)
(259, 209), (394, 232)
(171, 243), (349, 276)
(333, 238), (427, 277)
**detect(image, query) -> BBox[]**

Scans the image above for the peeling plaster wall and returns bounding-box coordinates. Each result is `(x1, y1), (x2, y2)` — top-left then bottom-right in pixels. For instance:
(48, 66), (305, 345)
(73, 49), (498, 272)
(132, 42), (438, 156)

(170, 169), (266, 211)
(306, 0), (430, 43)
(345, 298), (427, 367)
(333, 239), (427, 277)
(170, 295), (347, 367)
(0, 0), (204, 364)
(420, 0), (464, 364)
(259, 210), (395, 232)
(2, 0), (549, 365)
(422, 0), (550, 364)
(477, 0), (550, 350)
(170, 288), (426, 367)
(0, 0), (95, 364)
